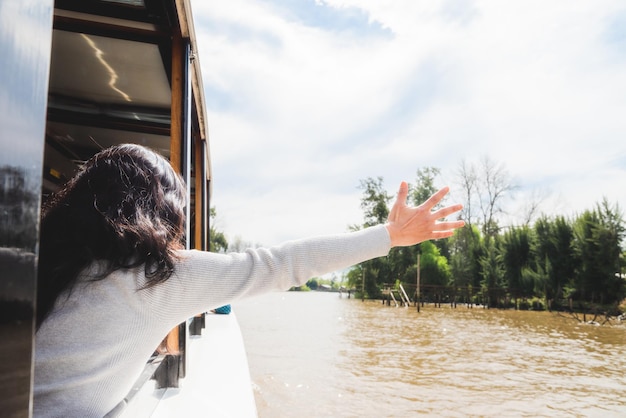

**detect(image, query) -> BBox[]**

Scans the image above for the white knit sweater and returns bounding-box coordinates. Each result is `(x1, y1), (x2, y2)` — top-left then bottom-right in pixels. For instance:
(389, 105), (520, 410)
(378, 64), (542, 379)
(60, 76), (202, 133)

(34, 225), (390, 417)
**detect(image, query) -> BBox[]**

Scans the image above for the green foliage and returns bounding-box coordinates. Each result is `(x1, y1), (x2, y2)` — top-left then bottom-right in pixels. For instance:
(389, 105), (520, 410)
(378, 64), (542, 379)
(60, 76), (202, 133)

(449, 224), (483, 288)
(306, 278), (319, 290)
(358, 177), (391, 227)
(345, 264), (363, 290)
(572, 200), (625, 304)
(347, 169), (625, 309)
(410, 167), (441, 207)
(533, 215), (576, 302)
(501, 226), (533, 296)
(479, 236), (505, 306)
(349, 177), (394, 298)
(209, 207), (228, 253)
(388, 246), (418, 284)
(419, 241), (452, 286)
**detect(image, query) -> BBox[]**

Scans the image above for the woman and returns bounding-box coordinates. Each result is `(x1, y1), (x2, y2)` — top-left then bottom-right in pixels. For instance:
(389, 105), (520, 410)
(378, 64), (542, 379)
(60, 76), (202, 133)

(34, 143), (464, 417)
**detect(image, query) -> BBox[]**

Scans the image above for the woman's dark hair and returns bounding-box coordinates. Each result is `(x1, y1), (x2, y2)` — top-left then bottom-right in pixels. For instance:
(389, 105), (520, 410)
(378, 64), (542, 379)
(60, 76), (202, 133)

(37, 144), (186, 328)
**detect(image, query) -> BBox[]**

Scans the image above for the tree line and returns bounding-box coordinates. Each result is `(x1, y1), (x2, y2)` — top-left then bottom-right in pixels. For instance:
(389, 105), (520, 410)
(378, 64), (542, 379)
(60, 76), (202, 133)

(346, 158), (626, 312)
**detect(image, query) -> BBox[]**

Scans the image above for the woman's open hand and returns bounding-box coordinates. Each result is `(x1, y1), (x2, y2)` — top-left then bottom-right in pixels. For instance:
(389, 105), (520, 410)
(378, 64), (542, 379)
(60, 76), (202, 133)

(385, 181), (465, 248)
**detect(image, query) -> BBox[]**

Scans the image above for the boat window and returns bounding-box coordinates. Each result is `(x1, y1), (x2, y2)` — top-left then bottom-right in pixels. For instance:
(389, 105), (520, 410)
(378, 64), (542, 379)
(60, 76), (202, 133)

(43, 121), (170, 194)
(49, 30), (171, 108)
(45, 20), (172, 195)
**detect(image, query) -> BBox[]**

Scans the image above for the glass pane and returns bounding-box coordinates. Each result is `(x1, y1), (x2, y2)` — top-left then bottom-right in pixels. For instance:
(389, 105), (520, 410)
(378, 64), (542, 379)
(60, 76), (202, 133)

(99, 0), (145, 7)
(49, 30), (170, 108)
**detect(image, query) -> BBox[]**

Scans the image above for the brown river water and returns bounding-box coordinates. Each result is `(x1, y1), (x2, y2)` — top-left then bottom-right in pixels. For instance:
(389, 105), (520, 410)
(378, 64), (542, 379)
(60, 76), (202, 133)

(235, 291), (626, 418)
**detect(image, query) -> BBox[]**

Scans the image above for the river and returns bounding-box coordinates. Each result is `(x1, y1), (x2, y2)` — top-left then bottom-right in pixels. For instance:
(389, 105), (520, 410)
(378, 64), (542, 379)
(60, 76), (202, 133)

(234, 291), (625, 418)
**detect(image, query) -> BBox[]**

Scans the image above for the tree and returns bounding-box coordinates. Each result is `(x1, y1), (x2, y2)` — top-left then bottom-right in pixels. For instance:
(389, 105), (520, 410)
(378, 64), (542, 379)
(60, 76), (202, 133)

(478, 156), (516, 237)
(306, 278), (319, 290)
(358, 176), (391, 227)
(410, 167), (441, 207)
(347, 177), (393, 298)
(456, 159), (478, 229)
(388, 246), (418, 285)
(533, 215), (576, 305)
(449, 224), (483, 289)
(345, 261), (385, 299)
(457, 156), (515, 238)
(419, 240), (452, 287)
(500, 226), (533, 298)
(519, 187), (550, 226)
(572, 200), (625, 305)
(596, 198), (625, 278)
(480, 236), (505, 307)
(208, 207), (228, 253)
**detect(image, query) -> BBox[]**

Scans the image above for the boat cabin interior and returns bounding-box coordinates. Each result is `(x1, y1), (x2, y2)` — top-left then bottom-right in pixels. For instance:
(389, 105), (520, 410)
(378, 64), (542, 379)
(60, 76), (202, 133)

(45, 0), (211, 206)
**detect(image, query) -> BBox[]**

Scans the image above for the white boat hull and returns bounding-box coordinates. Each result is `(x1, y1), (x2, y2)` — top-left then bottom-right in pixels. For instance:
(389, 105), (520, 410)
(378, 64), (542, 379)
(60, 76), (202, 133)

(121, 311), (258, 418)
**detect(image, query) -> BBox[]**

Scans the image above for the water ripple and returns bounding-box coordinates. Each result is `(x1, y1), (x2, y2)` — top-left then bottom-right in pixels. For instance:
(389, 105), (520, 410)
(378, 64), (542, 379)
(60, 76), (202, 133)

(237, 293), (626, 418)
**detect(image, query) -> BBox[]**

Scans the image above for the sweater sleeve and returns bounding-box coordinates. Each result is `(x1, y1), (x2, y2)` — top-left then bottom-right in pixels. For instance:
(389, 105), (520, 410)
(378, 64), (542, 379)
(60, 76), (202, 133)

(142, 224), (391, 321)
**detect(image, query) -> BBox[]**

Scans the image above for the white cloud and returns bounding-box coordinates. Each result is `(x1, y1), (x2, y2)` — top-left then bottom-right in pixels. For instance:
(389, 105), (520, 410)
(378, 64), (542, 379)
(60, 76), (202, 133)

(191, 0), (626, 246)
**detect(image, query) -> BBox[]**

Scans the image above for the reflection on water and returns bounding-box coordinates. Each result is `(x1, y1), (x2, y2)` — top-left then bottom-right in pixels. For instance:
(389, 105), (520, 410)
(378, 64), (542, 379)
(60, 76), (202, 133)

(235, 292), (626, 418)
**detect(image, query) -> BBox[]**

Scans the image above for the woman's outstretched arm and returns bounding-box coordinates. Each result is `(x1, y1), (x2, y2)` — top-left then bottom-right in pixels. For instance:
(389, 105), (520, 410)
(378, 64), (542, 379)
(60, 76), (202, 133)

(148, 184), (464, 320)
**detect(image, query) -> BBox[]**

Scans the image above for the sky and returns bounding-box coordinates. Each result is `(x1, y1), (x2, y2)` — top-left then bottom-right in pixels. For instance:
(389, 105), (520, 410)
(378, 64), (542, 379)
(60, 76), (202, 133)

(189, 0), (626, 248)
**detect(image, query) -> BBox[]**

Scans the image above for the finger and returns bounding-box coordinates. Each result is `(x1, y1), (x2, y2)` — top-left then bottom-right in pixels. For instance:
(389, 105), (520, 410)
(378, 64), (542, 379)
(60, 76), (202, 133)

(432, 220), (466, 231)
(397, 181), (409, 203)
(431, 230), (457, 240)
(429, 222), (465, 240)
(421, 186), (449, 210)
(432, 203), (464, 220)
(388, 181), (408, 221)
